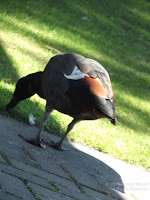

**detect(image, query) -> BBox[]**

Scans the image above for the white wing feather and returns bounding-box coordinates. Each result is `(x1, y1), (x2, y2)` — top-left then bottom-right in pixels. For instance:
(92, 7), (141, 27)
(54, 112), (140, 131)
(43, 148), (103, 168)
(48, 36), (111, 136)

(64, 66), (84, 80)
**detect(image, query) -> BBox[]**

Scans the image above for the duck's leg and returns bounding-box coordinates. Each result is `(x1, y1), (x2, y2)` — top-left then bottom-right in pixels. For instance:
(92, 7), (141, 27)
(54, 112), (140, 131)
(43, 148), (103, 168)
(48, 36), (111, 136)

(19, 104), (53, 148)
(44, 119), (79, 150)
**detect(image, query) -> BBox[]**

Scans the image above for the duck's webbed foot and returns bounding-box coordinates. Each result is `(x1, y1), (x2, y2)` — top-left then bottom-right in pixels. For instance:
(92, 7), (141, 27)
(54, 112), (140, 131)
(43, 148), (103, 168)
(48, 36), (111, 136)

(18, 134), (46, 148)
(43, 140), (63, 150)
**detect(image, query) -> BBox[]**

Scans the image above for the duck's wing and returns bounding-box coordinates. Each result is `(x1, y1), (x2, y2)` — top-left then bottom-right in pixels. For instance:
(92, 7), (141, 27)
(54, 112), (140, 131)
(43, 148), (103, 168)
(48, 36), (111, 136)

(72, 54), (114, 101)
(64, 54), (115, 121)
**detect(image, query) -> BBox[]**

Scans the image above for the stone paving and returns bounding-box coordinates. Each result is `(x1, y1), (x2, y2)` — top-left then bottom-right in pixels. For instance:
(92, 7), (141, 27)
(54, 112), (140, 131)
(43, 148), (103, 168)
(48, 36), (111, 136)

(0, 114), (149, 200)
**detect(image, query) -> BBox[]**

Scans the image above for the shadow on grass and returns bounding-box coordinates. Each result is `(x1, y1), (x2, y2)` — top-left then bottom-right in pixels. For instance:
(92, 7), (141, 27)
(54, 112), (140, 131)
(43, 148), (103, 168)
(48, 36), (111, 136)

(0, 0), (150, 172)
(0, 42), (20, 113)
(0, 42), (63, 134)
(0, 42), (19, 82)
(0, 0), (150, 132)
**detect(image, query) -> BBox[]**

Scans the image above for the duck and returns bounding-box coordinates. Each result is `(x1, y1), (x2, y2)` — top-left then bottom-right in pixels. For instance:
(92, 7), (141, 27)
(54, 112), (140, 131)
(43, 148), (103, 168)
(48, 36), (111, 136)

(6, 53), (116, 150)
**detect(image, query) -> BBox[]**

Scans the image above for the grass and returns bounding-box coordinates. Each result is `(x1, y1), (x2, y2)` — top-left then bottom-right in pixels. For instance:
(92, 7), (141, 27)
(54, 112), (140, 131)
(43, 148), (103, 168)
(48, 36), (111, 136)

(0, 0), (150, 170)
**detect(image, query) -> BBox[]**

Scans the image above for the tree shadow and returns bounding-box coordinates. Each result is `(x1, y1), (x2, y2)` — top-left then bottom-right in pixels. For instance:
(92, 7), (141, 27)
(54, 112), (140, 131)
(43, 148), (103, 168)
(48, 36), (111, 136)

(0, 42), (19, 112)
(0, 113), (126, 198)
(0, 42), (19, 82)
(0, 39), (62, 133)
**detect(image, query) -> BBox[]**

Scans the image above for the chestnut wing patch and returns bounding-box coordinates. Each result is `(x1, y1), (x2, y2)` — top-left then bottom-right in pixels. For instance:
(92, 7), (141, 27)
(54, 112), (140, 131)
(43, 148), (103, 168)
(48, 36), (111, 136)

(83, 76), (108, 99)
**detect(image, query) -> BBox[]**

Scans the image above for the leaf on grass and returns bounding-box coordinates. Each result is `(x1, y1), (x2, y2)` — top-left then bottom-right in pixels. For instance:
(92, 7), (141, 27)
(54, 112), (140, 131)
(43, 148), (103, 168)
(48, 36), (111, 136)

(81, 16), (89, 21)
(2, 78), (12, 82)
(29, 113), (36, 125)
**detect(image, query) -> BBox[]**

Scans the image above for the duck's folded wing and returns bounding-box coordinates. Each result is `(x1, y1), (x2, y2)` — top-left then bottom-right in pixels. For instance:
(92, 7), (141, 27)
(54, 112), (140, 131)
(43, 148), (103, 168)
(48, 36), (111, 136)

(73, 55), (114, 101)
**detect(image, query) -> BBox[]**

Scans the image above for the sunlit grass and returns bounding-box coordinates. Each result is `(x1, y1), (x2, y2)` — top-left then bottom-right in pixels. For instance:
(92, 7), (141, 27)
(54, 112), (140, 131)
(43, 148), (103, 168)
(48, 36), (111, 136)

(0, 0), (150, 170)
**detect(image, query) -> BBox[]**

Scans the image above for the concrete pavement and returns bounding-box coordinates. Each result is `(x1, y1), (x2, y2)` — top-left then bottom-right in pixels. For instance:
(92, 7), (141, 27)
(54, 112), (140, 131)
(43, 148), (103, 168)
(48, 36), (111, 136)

(0, 113), (149, 200)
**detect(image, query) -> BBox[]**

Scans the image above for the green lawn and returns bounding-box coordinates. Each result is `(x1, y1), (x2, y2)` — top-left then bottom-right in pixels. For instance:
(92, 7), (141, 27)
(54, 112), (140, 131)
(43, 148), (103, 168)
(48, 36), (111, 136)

(0, 0), (150, 170)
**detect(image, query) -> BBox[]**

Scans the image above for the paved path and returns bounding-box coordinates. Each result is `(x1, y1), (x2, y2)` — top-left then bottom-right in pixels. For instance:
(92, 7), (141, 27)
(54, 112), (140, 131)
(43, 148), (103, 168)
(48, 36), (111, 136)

(0, 114), (149, 200)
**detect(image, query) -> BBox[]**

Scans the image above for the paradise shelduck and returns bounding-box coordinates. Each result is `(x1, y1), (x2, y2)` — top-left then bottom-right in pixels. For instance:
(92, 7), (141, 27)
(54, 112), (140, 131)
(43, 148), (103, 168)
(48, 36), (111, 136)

(6, 53), (116, 150)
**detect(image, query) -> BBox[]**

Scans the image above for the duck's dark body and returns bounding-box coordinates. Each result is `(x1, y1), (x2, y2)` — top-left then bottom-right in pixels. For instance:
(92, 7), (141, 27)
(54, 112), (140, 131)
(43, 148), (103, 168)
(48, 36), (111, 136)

(56, 78), (115, 122)
(6, 53), (116, 149)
